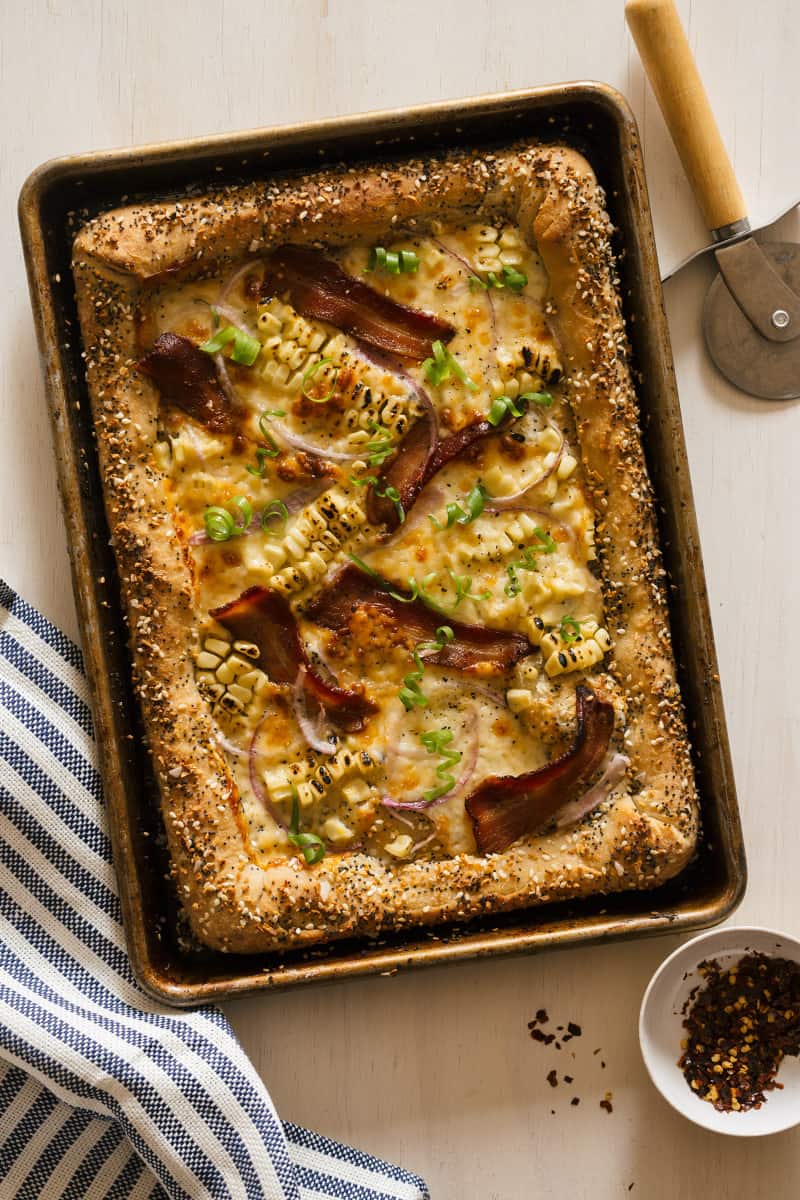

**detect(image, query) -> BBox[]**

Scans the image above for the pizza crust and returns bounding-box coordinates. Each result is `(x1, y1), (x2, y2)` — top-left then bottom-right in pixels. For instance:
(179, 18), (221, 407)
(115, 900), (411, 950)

(72, 143), (698, 954)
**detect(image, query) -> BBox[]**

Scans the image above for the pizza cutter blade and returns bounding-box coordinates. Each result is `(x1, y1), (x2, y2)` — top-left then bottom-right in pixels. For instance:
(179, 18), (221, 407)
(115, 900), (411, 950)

(704, 240), (800, 400)
(626, 0), (800, 400)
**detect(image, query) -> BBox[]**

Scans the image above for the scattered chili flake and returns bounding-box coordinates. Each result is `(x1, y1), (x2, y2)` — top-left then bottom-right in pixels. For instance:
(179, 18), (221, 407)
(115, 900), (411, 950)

(567, 1022), (582, 1037)
(679, 952), (800, 1113)
(600, 1092), (613, 1114)
(546, 1069), (559, 1088)
(570, 1097), (580, 1106)
(564, 1074), (574, 1084)
(530, 1028), (556, 1045)
(536, 1008), (549, 1023)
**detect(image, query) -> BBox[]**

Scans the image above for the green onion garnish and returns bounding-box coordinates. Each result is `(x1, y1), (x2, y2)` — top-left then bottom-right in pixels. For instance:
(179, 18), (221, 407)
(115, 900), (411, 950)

(365, 421), (394, 467)
(287, 792), (326, 864)
(261, 499), (289, 537)
(230, 495), (253, 530)
(422, 340), (478, 392)
(398, 626), (454, 711)
(430, 481), (491, 530)
(199, 319), (261, 366)
(559, 615), (582, 643)
(504, 548), (539, 597)
(366, 246), (420, 275)
(519, 390), (554, 408)
(487, 394), (527, 427)
(350, 474), (404, 524)
(301, 357), (339, 403)
(419, 727), (463, 803)
(468, 265), (528, 293)
(449, 571), (491, 607)
(203, 506), (237, 542)
(533, 527), (557, 554)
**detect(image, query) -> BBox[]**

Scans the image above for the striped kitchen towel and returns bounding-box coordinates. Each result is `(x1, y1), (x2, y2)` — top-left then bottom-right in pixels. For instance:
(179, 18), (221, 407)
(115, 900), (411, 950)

(0, 579), (429, 1200)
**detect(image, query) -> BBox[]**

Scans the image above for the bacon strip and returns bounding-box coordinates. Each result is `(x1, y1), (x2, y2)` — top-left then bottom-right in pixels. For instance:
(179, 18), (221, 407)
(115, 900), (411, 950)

(465, 685), (615, 854)
(262, 245), (454, 361)
(305, 565), (532, 672)
(210, 587), (376, 731)
(367, 414), (511, 531)
(137, 332), (233, 433)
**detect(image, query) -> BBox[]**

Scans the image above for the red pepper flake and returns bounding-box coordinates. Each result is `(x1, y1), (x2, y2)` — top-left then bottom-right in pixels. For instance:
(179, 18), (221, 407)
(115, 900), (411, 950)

(564, 1074), (574, 1084)
(570, 1097), (580, 1107)
(679, 952), (800, 1113)
(546, 1069), (559, 1088)
(567, 1022), (582, 1037)
(600, 1092), (613, 1114)
(536, 1008), (549, 1023)
(529, 1028), (556, 1045)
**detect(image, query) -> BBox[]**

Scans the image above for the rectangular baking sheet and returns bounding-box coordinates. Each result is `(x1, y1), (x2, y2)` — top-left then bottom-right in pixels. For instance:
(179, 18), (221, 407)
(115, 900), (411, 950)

(19, 82), (745, 1005)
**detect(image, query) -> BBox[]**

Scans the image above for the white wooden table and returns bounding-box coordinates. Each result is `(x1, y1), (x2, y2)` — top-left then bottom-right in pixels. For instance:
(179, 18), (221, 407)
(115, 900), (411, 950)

(3, 3), (800, 1195)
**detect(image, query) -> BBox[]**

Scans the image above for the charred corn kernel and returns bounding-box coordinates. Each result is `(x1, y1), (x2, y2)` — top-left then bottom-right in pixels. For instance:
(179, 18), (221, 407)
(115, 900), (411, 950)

(218, 692), (244, 714)
(227, 682), (252, 707)
(196, 651), (221, 670)
(476, 226), (499, 243)
(233, 640), (260, 659)
(525, 616), (547, 646)
(384, 834), (414, 859)
(543, 632), (609, 679)
(322, 816), (354, 843)
(506, 688), (533, 713)
(205, 637), (231, 658)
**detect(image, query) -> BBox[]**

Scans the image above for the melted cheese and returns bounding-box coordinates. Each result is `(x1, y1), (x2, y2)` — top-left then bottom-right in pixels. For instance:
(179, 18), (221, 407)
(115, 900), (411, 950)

(150, 223), (613, 865)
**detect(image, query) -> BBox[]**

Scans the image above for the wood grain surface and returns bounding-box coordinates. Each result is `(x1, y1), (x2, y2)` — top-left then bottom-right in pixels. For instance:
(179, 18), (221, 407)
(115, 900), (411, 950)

(3, 2), (800, 1196)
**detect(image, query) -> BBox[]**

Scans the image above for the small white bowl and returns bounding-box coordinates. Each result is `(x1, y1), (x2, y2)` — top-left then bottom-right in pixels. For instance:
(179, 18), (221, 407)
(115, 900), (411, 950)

(639, 926), (800, 1136)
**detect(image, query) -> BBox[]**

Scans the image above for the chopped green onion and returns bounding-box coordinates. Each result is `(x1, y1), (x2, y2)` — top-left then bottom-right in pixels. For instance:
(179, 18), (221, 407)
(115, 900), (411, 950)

(287, 792), (326, 864)
(487, 394), (527, 427)
(448, 571), (491, 607)
(398, 626), (454, 711)
(301, 356), (339, 402)
(468, 265), (528, 293)
(261, 499), (289, 537)
(366, 246), (419, 275)
(430, 481), (490, 530)
(350, 474), (404, 524)
(533, 527), (557, 554)
(422, 340), (478, 392)
(365, 421), (394, 467)
(199, 319), (261, 366)
(501, 266), (528, 292)
(504, 548), (539, 597)
(559, 615), (582, 643)
(256, 412), (282, 458)
(245, 448), (271, 477)
(519, 390), (554, 408)
(230, 495), (253, 530)
(419, 727), (462, 803)
(203, 506), (237, 542)
(347, 553), (382, 580)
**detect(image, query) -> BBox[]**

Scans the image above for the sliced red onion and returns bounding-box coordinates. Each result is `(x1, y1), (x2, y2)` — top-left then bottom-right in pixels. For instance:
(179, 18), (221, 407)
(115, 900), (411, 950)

(268, 419), (361, 463)
(213, 351), (240, 410)
(410, 831), (437, 855)
(553, 753), (630, 830)
(485, 422), (565, 509)
(292, 667), (338, 755)
(214, 729), (249, 760)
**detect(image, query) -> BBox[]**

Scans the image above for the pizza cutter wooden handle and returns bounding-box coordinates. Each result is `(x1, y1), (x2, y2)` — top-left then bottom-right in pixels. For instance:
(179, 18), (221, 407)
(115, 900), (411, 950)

(625, 0), (749, 235)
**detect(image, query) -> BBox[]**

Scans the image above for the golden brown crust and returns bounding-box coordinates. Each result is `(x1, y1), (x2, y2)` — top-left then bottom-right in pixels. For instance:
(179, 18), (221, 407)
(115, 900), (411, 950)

(72, 143), (698, 954)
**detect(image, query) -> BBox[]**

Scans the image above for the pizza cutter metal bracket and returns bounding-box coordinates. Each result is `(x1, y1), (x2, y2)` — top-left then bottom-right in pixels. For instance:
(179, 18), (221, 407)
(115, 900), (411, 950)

(626, 0), (800, 400)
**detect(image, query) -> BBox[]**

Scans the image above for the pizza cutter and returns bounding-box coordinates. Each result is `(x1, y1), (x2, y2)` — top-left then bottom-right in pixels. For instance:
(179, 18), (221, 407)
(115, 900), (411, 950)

(626, 0), (800, 400)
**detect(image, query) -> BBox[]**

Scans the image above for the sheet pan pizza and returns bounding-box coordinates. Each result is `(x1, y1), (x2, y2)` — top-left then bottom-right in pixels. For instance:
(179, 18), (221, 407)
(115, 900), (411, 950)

(71, 142), (699, 953)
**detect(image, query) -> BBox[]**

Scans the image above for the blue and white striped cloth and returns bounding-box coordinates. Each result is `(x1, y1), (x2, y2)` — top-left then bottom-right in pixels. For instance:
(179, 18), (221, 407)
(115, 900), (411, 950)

(0, 579), (429, 1200)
